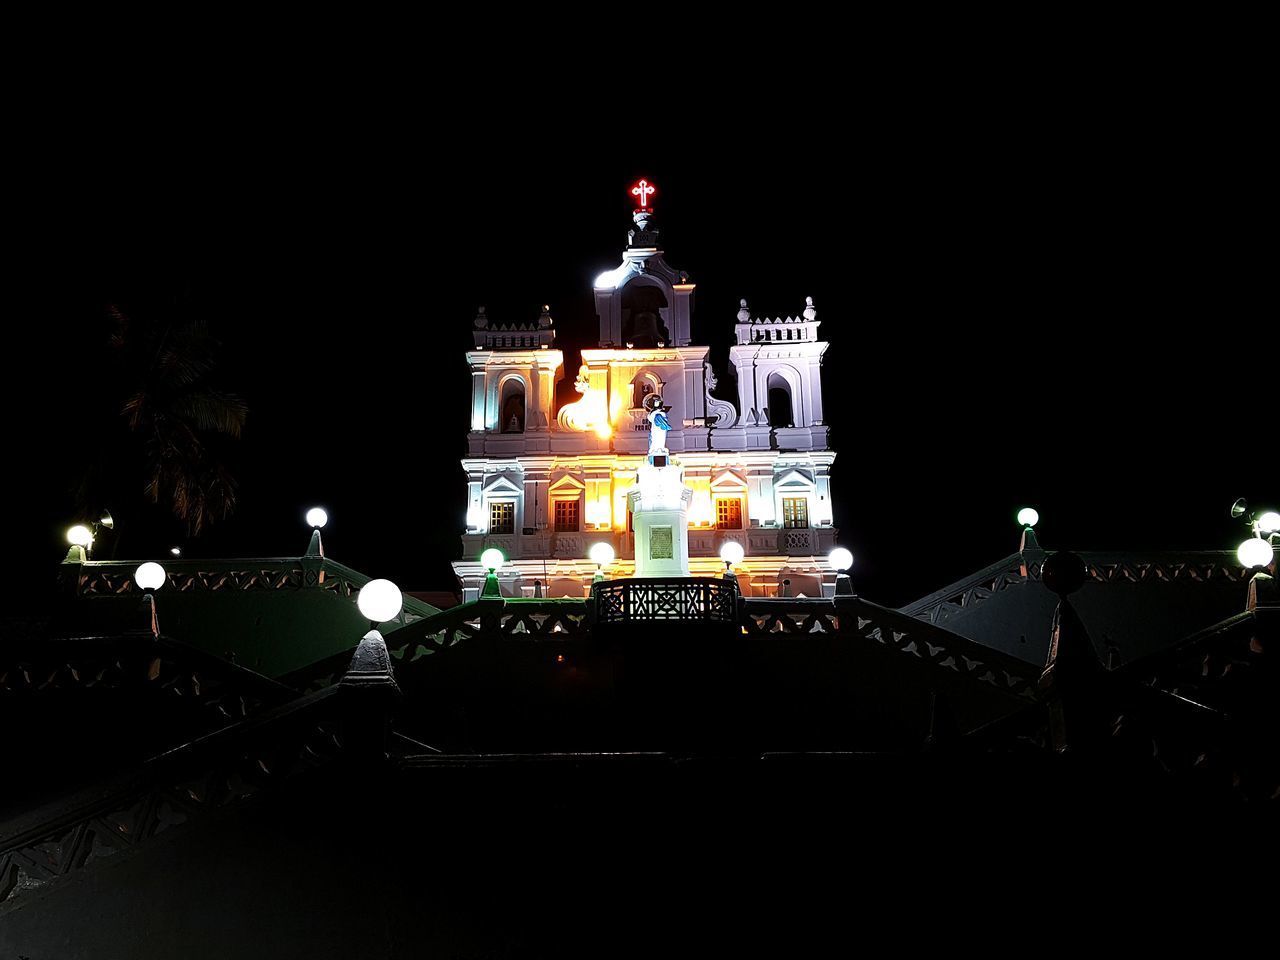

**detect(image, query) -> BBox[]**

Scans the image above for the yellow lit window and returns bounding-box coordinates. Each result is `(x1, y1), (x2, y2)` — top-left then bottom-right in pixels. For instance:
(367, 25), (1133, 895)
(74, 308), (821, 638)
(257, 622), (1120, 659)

(489, 501), (515, 535)
(715, 497), (743, 530)
(782, 497), (808, 529)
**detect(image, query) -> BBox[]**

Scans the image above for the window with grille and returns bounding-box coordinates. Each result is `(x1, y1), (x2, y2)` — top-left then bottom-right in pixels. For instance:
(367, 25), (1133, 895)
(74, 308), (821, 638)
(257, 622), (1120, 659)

(715, 497), (743, 530)
(782, 497), (808, 529)
(489, 500), (515, 534)
(553, 499), (579, 532)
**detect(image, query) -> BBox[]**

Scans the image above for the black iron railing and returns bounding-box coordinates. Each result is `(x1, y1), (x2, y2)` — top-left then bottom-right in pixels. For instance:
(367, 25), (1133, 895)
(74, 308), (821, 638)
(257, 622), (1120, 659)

(592, 577), (738, 623)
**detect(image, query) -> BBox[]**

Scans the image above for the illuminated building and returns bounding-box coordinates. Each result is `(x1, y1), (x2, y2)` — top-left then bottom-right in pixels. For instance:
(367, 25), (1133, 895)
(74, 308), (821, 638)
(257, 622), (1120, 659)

(453, 182), (838, 599)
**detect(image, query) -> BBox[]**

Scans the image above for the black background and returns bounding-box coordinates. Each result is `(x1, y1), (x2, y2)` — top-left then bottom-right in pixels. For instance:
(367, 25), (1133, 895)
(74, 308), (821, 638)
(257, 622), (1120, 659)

(8, 63), (1272, 610)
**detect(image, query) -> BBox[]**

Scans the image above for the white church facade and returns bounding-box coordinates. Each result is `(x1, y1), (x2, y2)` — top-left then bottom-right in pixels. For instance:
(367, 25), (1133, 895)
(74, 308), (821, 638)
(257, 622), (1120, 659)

(452, 183), (839, 601)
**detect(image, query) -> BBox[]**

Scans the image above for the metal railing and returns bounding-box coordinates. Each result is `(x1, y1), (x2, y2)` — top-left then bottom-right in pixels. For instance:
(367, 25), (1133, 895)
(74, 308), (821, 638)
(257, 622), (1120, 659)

(593, 577), (738, 623)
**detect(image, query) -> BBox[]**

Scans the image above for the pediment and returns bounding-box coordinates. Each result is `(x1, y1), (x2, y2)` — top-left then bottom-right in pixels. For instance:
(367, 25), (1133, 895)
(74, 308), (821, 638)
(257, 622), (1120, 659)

(710, 470), (747, 490)
(774, 469), (815, 489)
(549, 475), (586, 494)
(483, 476), (523, 496)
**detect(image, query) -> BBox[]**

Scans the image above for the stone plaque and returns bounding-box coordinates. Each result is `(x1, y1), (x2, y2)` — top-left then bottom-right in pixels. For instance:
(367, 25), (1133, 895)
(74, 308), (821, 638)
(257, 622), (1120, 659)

(650, 525), (674, 560)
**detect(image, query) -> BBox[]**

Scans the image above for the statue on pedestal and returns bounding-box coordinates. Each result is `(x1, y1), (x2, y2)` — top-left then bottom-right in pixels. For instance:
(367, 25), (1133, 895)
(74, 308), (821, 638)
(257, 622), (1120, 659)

(644, 393), (671, 460)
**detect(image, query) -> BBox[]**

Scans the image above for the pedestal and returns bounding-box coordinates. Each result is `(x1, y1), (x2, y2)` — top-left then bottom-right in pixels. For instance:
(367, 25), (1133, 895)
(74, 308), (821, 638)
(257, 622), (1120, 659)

(627, 458), (693, 577)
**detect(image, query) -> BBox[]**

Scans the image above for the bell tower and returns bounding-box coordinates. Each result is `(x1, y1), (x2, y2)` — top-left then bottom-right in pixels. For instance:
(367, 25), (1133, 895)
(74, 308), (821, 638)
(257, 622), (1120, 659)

(722, 297), (830, 452)
(591, 180), (696, 349)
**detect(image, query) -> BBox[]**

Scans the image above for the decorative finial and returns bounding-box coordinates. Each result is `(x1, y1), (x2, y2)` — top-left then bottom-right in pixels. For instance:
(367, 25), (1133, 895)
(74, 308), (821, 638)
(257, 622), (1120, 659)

(803, 296), (817, 322)
(475, 305), (488, 329)
(737, 299), (751, 324)
(538, 304), (552, 328)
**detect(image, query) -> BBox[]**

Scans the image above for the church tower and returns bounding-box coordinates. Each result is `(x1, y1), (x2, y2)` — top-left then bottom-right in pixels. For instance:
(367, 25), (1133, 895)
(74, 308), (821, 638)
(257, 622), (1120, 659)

(453, 182), (840, 601)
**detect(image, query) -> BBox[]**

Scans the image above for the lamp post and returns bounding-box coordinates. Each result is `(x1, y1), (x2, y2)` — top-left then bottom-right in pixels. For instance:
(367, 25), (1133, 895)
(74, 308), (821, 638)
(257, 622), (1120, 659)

(135, 561), (167, 638)
(828, 547), (854, 596)
(1231, 499), (1278, 570)
(357, 578), (403, 630)
(66, 525), (93, 562)
(1016, 506), (1041, 551)
(589, 541), (615, 584)
(345, 579), (404, 760)
(719, 541), (744, 587)
(480, 548), (505, 599)
(305, 507), (328, 558)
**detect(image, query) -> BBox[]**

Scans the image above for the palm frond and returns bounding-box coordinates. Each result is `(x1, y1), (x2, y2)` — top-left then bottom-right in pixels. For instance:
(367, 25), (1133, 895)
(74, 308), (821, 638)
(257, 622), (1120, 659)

(171, 391), (248, 437)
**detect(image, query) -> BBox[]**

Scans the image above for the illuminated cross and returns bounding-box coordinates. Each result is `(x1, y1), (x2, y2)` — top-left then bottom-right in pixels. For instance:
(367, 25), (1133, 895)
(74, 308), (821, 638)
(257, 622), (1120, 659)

(631, 179), (656, 209)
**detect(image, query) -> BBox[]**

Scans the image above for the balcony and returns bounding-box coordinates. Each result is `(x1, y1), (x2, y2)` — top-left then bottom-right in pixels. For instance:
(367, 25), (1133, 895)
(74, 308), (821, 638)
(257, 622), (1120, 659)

(593, 577), (738, 623)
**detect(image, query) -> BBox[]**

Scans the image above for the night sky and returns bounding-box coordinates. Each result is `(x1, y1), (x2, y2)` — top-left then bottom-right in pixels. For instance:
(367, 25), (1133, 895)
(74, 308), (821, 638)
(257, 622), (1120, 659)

(10, 104), (1270, 610)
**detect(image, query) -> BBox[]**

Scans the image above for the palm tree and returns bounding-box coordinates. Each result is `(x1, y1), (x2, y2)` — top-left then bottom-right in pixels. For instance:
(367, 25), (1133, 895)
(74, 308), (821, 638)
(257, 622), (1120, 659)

(81, 301), (248, 538)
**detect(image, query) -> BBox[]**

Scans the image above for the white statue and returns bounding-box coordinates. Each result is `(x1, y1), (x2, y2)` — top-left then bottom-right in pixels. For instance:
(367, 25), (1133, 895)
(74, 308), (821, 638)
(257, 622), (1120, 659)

(644, 393), (671, 458)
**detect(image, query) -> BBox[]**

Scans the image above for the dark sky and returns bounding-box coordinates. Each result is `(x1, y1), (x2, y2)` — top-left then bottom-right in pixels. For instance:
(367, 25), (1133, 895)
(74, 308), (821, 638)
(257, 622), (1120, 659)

(9, 90), (1272, 609)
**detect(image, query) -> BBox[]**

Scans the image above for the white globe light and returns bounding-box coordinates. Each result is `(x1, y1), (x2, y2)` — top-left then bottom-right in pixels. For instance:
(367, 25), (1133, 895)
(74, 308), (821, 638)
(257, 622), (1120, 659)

(1258, 512), (1280, 535)
(719, 541), (745, 566)
(66, 525), (93, 547)
(134, 562), (167, 591)
(828, 547), (854, 572)
(357, 579), (403, 622)
(589, 542), (616, 567)
(480, 548), (505, 572)
(306, 507), (328, 529)
(1237, 537), (1274, 569)
(1017, 507), (1040, 528)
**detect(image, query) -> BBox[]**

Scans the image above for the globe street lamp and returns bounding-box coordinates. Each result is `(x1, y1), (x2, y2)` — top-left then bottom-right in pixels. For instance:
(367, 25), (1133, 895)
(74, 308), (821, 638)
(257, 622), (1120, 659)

(66, 524), (93, 554)
(589, 541), (615, 583)
(480, 548), (505, 599)
(1230, 499), (1278, 570)
(357, 578), (404, 627)
(135, 561), (167, 638)
(1237, 537), (1274, 570)
(719, 540), (745, 572)
(828, 547), (854, 596)
(306, 506), (328, 558)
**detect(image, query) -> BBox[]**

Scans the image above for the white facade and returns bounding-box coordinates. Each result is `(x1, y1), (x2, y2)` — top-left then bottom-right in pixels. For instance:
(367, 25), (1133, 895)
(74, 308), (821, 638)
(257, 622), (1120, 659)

(454, 199), (839, 601)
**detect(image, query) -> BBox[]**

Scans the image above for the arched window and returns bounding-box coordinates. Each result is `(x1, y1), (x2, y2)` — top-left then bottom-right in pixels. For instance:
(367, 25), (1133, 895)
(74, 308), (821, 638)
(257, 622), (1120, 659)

(767, 372), (794, 428)
(500, 378), (526, 434)
(629, 370), (661, 409)
(620, 283), (670, 348)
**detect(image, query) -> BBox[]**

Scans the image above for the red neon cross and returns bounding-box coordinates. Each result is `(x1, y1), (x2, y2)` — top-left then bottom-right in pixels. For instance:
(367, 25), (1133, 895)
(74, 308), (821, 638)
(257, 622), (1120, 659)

(631, 179), (656, 208)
